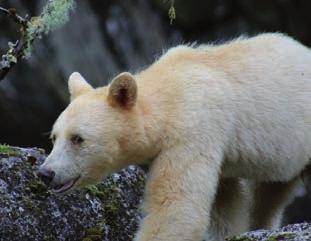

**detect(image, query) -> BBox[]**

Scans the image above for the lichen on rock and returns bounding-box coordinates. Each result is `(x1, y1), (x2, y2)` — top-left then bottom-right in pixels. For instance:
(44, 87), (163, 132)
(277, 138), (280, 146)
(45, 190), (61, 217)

(0, 146), (146, 241)
(1, 146), (310, 241)
(0, 144), (21, 156)
(226, 223), (311, 241)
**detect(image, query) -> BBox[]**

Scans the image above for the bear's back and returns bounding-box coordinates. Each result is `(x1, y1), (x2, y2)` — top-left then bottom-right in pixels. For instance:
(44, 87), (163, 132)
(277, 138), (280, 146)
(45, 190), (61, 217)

(137, 34), (311, 182)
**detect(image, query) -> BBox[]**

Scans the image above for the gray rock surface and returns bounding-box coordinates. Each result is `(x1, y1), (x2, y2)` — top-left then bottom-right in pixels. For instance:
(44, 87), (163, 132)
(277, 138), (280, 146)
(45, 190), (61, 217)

(226, 223), (311, 241)
(1, 146), (311, 241)
(0, 146), (146, 241)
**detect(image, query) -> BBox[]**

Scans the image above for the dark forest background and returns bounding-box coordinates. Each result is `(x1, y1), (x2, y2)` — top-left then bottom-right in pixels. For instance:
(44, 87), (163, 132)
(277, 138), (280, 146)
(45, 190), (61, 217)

(1, 0), (311, 225)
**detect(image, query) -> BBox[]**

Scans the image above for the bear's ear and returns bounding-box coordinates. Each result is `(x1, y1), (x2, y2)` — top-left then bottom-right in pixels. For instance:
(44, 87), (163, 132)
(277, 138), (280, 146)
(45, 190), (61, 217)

(108, 72), (137, 109)
(68, 72), (93, 101)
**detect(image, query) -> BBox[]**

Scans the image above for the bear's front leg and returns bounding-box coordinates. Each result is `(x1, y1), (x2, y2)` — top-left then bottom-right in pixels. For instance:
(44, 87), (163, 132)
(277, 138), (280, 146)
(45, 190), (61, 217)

(134, 146), (222, 241)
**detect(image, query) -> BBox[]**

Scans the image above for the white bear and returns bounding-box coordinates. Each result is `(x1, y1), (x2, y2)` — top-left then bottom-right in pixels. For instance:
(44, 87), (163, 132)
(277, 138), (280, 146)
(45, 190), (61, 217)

(38, 33), (311, 241)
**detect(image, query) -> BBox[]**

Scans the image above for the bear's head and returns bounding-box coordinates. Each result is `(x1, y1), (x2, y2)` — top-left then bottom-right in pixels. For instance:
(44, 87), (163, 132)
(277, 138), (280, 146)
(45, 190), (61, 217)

(37, 72), (158, 194)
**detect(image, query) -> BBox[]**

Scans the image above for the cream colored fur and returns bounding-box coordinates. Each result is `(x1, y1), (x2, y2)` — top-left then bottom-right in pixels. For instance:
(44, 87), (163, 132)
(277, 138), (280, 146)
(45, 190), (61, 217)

(40, 33), (311, 241)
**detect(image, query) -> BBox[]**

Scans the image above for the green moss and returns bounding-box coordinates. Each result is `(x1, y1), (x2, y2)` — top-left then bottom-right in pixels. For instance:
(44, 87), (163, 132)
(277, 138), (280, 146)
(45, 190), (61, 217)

(84, 182), (118, 200)
(266, 233), (295, 240)
(24, 196), (33, 209)
(83, 183), (123, 239)
(84, 184), (120, 212)
(0, 144), (20, 156)
(281, 233), (296, 239)
(42, 234), (58, 241)
(84, 185), (106, 199)
(138, 175), (146, 188)
(85, 226), (103, 236)
(83, 226), (104, 241)
(226, 236), (256, 241)
(103, 197), (120, 211)
(28, 180), (47, 194)
(265, 237), (277, 241)
(27, 177), (48, 195)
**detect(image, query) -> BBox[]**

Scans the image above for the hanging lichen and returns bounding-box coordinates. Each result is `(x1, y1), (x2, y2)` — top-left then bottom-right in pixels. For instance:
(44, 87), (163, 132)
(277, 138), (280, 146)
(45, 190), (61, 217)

(26, 0), (75, 56)
(168, 0), (176, 24)
(0, 0), (75, 80)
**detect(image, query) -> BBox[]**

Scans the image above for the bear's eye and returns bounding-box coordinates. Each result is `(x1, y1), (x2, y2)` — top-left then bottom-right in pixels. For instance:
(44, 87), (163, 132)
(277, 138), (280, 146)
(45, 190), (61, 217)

(51, 134), (56, 144)
(70, 134), (84, 145)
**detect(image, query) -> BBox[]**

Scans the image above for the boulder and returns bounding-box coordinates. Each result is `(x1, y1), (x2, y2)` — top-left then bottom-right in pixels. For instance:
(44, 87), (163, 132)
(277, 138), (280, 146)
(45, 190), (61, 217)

(227, 222), (311, 241)
(1, 145), (311, 241)
(0, 145), (146, 241)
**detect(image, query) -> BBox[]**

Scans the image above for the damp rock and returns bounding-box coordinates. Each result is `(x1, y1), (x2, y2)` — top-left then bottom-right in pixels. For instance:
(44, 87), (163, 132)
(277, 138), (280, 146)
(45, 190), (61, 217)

(0, 146), (146, 241)
(226, 222), (311, 241)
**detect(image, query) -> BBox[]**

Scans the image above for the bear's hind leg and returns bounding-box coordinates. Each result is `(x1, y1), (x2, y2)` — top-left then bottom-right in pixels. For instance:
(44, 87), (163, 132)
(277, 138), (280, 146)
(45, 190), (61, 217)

(206, 178), (251, 241)
(250, 179), (300, 230)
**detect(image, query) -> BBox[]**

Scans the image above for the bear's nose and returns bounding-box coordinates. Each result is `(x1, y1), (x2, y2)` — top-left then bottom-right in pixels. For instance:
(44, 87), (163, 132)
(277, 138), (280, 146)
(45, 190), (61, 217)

(37, 167), (55, 186)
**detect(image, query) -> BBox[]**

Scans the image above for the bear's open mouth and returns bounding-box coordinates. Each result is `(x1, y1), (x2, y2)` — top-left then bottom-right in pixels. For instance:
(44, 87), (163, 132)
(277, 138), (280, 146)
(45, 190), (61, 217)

(52, 175), (80, 194)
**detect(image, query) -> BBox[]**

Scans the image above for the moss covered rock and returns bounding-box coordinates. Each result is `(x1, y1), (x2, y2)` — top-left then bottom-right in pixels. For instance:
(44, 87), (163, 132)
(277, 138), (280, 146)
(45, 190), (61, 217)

(226, 223), (311, 241)
(0, 146), (145, 241)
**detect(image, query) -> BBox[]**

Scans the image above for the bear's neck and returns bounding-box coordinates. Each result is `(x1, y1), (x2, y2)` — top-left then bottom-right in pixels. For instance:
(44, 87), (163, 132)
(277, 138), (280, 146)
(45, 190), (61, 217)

(129, 81), (173, 164)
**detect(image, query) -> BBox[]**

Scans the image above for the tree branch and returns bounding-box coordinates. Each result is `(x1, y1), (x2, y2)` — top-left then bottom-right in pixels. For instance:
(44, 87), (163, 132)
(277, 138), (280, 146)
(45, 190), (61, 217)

(0, 0), (74, 81)
(0, 7), (29, 80)
(0, 7), (28, 25)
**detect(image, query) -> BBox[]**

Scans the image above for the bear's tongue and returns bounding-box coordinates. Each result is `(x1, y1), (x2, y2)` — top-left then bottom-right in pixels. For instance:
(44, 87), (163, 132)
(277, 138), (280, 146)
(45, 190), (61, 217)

(52, 176), (79, 194)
